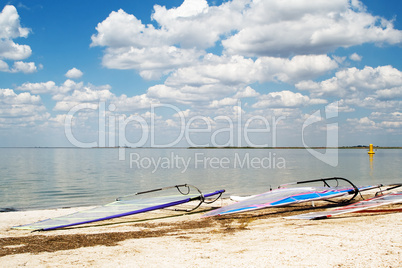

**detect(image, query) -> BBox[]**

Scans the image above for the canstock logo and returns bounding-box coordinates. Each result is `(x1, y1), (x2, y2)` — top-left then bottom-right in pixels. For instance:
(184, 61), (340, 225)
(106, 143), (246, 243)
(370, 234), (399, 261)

(302, 101), (338, 167)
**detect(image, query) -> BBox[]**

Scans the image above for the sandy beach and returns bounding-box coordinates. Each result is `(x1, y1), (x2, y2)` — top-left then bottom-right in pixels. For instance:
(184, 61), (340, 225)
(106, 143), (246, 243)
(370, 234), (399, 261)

(0, 197), (401, 267)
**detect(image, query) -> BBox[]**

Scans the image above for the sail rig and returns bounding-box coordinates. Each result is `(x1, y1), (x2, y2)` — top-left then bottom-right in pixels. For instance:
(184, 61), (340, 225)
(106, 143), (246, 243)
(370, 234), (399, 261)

(286, 184), (402, 220)
(14, 184), (224, 231)
(203, 177), (380, 217)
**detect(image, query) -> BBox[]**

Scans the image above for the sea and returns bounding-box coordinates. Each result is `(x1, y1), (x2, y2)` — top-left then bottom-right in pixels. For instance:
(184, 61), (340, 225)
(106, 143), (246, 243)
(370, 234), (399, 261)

(0, 148), (401, 211)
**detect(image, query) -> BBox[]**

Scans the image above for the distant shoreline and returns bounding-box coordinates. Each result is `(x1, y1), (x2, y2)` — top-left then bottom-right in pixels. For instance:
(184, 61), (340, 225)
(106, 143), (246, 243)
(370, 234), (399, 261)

(187, 146), (402, 149)
(1, 146), (401, 149)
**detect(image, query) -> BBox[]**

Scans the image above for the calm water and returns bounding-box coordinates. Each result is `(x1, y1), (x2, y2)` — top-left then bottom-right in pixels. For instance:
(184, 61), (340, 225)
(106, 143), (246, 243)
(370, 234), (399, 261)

(0, 148), (401, 211)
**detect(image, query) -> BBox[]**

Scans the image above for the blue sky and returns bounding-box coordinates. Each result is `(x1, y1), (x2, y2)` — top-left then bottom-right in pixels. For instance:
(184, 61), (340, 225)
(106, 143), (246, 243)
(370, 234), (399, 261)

(0, 0), (401, 147)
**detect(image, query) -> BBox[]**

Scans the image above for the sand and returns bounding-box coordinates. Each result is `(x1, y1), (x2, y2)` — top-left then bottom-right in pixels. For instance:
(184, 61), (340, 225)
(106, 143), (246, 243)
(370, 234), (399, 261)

(0, 199), (401, 267)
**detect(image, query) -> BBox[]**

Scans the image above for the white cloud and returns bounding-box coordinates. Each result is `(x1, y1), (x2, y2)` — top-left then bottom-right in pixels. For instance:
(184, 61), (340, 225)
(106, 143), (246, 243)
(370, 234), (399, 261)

(0, 5), (41, 75)
(148, 53), (336, 107)
(17, 81), (58, 94)
(147, 84), (234, 104)
(0, 88), (41, 104)
(91, 1), (245, 50)
(296, 65), (402, 98)
(90, 9), (150, 48)
(112, 94), (160, 112)
(0, 88), (48, 127)
(344, 97), (401, 110)
(154, 0), (209, 19)
(165, 54), (337, 91)
(370, 111), (402, 122)
(0, 60), (38, 73)
(209, 97), (238, 108)
(17, 80), (83, 97)
(165, 54), (256, 87)
(62, 87), (113, 102)
(11, 61), (38, 73)
(91, 1), (359, 80)
(375, 86), (402, 100)
(346, 112), (402, 133)
(58, 80), (84, 95)
(102, 46), (204, 80)
(349, 53), (362, 61)
(346, 117), (378, 132)
(90, 7), (210, 79)
(253, 90), (326, 108)
(233, 86), (260, 98)
(222, 0), (402, 57)
(0, 39), (32, 60)
(151, 0), (244, 49)
(0, 5), (30, 39)
(53, 82), (158, 112)
(65, 68), (83, 79)
(0, 59), (9, 71)
(256, 55), (338, 83)
(53, 85), (113, 111)
(335, 99), (355, 113)
(0, 5), (32, 61)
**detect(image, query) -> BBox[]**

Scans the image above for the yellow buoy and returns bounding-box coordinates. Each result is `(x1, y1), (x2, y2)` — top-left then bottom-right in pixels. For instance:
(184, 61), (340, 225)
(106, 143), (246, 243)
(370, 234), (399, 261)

(368, 144), (375, 155)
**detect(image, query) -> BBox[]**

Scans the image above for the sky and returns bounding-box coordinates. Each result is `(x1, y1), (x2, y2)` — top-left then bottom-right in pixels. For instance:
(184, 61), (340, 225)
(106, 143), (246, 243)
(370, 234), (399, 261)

(0, 0), (402, 148)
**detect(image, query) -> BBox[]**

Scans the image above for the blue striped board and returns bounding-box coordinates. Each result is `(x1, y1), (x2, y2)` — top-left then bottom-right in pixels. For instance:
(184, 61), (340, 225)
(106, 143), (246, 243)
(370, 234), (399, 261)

(202, 185), (378, 217)
(286, 191), (402, 220)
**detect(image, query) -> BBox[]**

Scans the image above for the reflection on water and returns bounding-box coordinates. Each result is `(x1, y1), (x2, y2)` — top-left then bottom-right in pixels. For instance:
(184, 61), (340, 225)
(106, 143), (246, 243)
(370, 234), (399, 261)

(0, 148), (401, 210)
(369, 153), (374, 175)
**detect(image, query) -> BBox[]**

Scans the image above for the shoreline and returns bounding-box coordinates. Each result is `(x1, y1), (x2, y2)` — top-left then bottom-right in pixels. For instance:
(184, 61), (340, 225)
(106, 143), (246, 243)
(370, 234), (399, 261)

(1, 146), (401, 149)
(1, 198), (401, 267)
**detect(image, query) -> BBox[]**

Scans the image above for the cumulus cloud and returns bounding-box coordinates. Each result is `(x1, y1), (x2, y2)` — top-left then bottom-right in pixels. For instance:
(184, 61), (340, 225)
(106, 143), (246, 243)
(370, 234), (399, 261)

(0, 5), (40, 73)
(346, 116), (378, 131)
(17, 80), (83, 96)
(53, 83), (158, 112)
(0, 88), (48, 127)
(0, 88), (41, 104)
(253, 90), (327, 108)
(87, 0), (402, 124)
(344, 97), (401, 110)
(102, 46), (204, 80)
(146, 84), (234, 104)
(233, 86), (260, 98)
(346, 111), (402, 133)
(0, 5), (31, 60)
(0, 5), (30, 39)
(223, 0), (402, 57)
(3, 0), (402, 144)
(349, 53), (362, 61)
(165, 54), (337, 91)
(91, 0), (244, 49)
(65, 68), (83, 79)
(151, 0), (244, 49)
(296, 65), (402, 98)
(0, 60), (39, 73)
(112, 94), (160, 112)
(209, 97), (238, 108)
(93, 1), (355, 80)
(256, 55), (338, 83)
(375, 86), (402, 100)
(0, 39), (32, 60)
(0, 59), (9, 72)
(90, 6), (213, 79)
(92, 0), (402, 63)
(17, 81), (59, 94)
